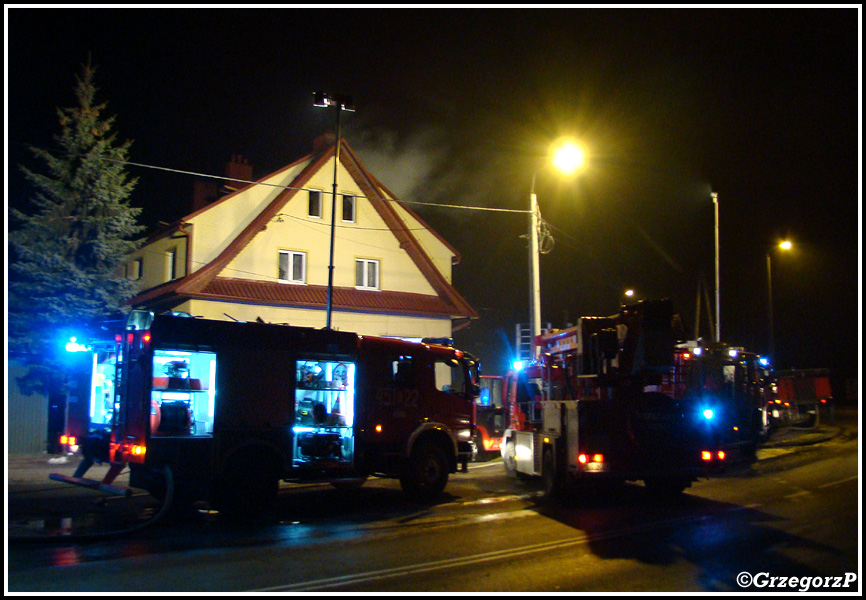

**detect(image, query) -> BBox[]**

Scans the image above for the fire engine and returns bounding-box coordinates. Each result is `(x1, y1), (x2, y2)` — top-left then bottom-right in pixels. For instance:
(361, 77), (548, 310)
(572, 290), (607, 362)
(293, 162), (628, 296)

(51, 310), (479, 514)
(501, 299), (727, 497)
(676, 342), (775, 455)
(773, 368), (833, 427)
(472, 375), (510, 460)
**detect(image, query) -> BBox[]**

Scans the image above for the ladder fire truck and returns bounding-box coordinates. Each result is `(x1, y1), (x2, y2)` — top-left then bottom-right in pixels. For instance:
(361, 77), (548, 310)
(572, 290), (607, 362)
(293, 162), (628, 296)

(51, 310), (479, 515)
(501, 299), (727, 497)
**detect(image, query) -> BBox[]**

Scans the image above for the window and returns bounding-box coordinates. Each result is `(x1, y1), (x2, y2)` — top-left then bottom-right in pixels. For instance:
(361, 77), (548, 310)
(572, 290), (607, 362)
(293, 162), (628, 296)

(279, 250), (306, 284)
(308, 189), (323, 218)
(434, 357), (467, 395)
(128, 257), (143, 280)
(342, 194), (356, 222)
(151, 349), (217, 436)
(355, 258), (379, 290)
(166, 248), (177, 281)
(293, 359), (356, 467)
(390, 356), (415, 387)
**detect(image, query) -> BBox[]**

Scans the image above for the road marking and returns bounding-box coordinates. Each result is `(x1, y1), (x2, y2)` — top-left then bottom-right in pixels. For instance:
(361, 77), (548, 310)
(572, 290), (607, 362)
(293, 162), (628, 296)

(817, 475), (858, 489)
(254, 505), (755, 592)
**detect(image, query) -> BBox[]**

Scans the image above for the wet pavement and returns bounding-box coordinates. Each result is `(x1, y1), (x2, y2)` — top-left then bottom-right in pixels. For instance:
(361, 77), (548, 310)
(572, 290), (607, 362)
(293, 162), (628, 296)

(6, 408), (856, 542)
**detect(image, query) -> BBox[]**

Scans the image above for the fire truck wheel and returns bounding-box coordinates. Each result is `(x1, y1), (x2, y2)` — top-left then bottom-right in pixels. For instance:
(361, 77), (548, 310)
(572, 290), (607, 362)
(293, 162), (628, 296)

(502, 438), (520, 479)
(400, 441), (449, 501)
(542, 446), (564, 498)
(471, 432), (484, 462)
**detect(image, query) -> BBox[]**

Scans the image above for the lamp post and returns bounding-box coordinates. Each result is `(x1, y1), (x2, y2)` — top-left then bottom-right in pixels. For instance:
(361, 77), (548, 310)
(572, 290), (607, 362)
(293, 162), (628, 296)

(766, 240), (792, 362)
(712, 191), (720, 342)
(313, 92), (355, 329)
(528, 140), (585, 353)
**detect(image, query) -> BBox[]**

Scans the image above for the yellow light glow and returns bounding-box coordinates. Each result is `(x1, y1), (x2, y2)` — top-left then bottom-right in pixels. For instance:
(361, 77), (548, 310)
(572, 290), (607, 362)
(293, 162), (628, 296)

(551, 140), (586, 175)
(779, 240), (793, 250)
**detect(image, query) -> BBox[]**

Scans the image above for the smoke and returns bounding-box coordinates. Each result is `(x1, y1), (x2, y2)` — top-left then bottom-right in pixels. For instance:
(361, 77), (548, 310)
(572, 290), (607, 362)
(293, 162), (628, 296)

(349, 126), (451, 207)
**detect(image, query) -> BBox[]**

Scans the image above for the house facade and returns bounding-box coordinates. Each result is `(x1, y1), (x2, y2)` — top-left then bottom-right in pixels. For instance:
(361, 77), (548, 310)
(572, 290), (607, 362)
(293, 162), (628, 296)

(125, 136), (477, 340)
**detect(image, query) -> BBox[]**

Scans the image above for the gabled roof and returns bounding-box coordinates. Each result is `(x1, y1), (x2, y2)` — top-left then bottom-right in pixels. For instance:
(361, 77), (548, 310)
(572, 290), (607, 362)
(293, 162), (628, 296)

(130, 138), (478, 325)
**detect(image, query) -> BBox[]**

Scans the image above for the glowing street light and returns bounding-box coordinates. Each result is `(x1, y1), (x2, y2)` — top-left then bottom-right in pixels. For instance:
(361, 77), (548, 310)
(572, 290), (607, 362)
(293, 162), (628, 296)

(528, 139), (586, 352)
(766, 240), (793, 361)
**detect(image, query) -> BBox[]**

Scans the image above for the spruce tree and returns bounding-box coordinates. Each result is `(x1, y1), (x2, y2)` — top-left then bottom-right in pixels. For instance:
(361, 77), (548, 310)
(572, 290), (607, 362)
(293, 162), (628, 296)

(9, 59), (144, 365)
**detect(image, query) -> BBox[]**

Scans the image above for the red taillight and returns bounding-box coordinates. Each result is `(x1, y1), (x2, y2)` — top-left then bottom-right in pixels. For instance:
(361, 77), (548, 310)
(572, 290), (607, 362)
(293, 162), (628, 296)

(578, 453), (603, 464)
(702, 450), (725, 461)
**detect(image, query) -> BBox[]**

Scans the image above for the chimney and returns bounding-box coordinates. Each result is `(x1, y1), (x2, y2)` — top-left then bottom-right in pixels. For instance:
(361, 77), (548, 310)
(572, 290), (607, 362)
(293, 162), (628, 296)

(224, 154), (253, 192)
(191, 179), (219, 213)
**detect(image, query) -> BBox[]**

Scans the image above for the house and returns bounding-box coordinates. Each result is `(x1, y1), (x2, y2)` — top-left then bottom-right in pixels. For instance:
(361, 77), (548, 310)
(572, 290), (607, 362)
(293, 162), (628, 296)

(125, 135), (478, 340)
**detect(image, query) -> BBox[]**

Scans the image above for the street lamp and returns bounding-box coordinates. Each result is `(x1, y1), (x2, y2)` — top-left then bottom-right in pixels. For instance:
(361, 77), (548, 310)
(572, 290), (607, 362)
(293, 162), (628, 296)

(712, 191), (720, 342)
(766, 240), (793, 362)
(528, 139), (585, 352)
(313, 92), (355, 329)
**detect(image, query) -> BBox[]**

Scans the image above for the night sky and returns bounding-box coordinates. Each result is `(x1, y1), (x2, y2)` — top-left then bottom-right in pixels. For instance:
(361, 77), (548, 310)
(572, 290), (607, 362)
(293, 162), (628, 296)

(6, 8), (861, 389)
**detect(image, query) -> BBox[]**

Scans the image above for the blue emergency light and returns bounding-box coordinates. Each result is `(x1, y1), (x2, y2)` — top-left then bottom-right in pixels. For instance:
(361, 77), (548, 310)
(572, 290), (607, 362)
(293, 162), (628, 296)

(65, 336), (91, 353)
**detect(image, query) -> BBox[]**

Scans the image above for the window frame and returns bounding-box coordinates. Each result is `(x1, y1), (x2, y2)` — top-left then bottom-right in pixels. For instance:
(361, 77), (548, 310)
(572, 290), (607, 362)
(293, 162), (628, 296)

(308, 189), (323, 219)
(342, 194), (356, 223)
(355, 258), (380, 290)
(129, 257), (143, 280)
(166, 247), (177, 281)
(278, 249), (307, 284)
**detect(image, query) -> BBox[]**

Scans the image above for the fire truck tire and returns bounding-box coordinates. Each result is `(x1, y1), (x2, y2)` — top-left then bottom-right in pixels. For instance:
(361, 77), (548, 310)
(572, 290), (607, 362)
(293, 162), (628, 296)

(542, 446), (565, 498)
(502, 438), (523, 479)
(400, 441), (449, 501)
(471, 432), (484, 462)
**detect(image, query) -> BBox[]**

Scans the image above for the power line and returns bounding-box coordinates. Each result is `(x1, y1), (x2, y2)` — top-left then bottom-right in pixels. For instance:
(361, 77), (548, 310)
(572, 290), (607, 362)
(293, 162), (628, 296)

(107, 157), (531, 215)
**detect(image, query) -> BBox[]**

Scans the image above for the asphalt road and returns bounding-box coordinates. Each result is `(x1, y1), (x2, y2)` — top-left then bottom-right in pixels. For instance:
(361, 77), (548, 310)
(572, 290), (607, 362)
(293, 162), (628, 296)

(6, 408), (859, 592)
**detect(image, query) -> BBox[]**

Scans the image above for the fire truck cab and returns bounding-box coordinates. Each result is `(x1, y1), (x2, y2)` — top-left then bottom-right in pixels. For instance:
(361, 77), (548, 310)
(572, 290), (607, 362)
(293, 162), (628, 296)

(55, 311), (479, 514)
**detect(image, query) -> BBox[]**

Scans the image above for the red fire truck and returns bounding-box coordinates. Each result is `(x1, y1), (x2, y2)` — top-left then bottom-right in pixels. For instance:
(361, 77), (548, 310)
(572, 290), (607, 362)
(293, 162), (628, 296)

(675, 342), (775, 455)
(773, 368), (833, 427)
(51, 310), (479, 514)
(501, 299), (727, 497)
(472, 375), (510, 460)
